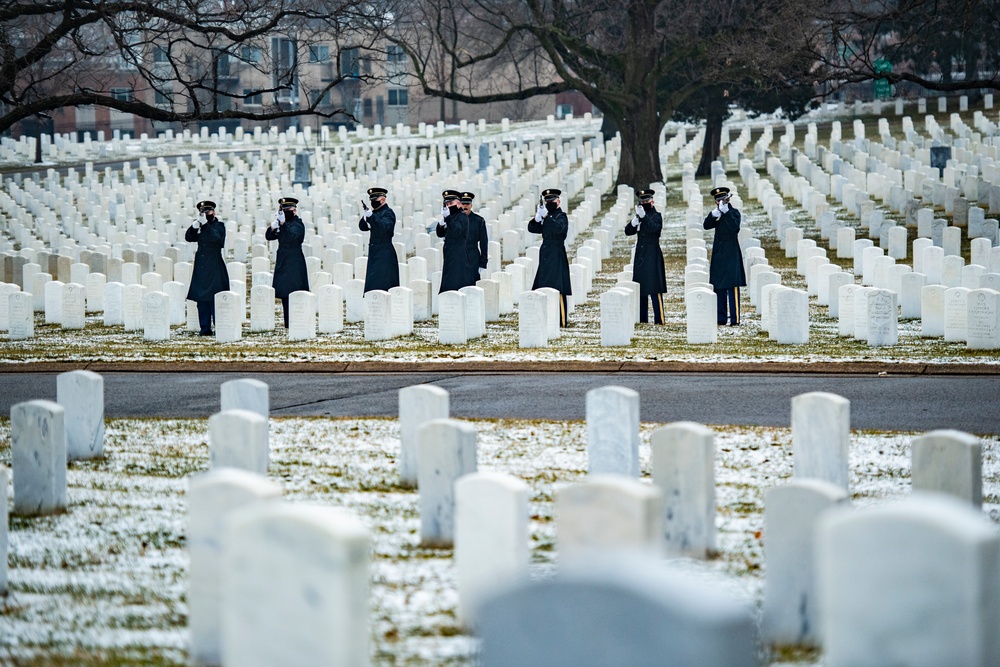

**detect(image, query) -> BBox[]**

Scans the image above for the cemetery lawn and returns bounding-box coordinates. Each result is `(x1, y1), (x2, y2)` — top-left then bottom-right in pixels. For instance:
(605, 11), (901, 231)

(2, 179), (998, 366)
(2, 416), (998, 665)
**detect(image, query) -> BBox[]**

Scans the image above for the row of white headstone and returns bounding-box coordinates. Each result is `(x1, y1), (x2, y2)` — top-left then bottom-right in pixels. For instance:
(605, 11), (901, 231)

(5, 374), (994, 666)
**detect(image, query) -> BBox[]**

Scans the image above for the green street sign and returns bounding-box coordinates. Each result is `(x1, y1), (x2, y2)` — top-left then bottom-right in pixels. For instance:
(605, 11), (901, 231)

(874, 59), (892, 100)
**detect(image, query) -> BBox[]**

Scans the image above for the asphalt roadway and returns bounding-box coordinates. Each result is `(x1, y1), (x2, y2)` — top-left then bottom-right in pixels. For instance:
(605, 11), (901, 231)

(1, 371), (998, 434)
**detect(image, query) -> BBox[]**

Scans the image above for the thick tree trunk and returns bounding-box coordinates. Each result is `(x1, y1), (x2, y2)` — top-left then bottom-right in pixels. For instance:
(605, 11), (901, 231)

(613, 95), (664, 189)
(696, 112), (723, 178)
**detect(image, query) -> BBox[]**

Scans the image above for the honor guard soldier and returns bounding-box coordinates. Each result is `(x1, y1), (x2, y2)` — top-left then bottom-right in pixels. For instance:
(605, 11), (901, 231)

(625, 189), (667, 324)
(436, 189), (469, 293)
(528, 188), (572, 326)
(265, 196), (309, 329)
(359, 187), (400, 292)
(460, 191), (489, 286)
(185, 200), (230, 335)
(703, 186), (746, 326)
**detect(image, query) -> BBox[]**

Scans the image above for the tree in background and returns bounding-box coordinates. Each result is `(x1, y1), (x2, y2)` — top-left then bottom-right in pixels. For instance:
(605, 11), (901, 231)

(0, 0), (397, 135)
(393, 0), (817, 188)
(805, 0), (1000, 96)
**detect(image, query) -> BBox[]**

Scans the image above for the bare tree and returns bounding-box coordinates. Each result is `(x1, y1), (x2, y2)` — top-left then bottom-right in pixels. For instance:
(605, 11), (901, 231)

(0, 0), (398, 135)
(391, 0), (815, 188)
(806, 0), (1000, 96)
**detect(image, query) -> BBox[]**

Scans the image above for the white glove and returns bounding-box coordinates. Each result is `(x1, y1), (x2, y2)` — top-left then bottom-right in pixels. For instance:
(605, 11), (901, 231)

(711, 208), (722, 219)
(719, 202), (730, 214)
(635, 204), (645, 218)
(440, 206), (450, 218)
(270, 220), (279, 230)
(275, 211), (284, 225)
(535, 205), (546, 222)
(478, 267), (485, 277)
(192, 219), (201, 230)
(363, 208), (373, 219)
(630, 217), (640, 228)
(439, 215), (447, 228)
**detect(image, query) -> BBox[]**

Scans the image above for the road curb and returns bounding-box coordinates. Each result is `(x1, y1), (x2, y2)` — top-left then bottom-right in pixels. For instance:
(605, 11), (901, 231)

(0, 360), (997, 375)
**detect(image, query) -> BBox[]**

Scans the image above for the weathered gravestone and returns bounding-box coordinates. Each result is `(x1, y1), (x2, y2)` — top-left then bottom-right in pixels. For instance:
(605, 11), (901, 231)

(417, 418), (477, 547)
(518, 291), (547, 348)
(438, 291), (468, 345)
(143, 290), (171, 341)
(455, 472), (529, 625)
(214, 291), (241, 342)
(249, 285), (276, 332)
(867, 288), (898, 346)
(967, 288), (1000, 349)
(56, 370), (104, 460)
(209, 409), (268, 475)
(685, 288), (717, 344)
(363, 289), (392, 341)
(651, 422), (715, 558)
(11, 400), (66, 515)
(398, 384), (449, 488)
(818, 496), (1000, 667)
(792, 392), (850, 490)
(600, 289), (632, 346)
(586, 386), (640, 477)
(189, 469), (281, 666)
(762, 479), (849, 647)
(557, 475), (663, 561)
(477, 553), (756, 667)
(61, 282), (86, 329)
(912, 429), (982, 507)
(944, 286), (971, 342)
(7, 291), (34, 339)
(221, 505), (370, 667)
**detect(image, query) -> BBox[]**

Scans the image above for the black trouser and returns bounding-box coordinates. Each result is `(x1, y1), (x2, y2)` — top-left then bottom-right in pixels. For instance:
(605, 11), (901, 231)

(280, 297), (290, 328)
(716, 286), (740, 325)
(196, 300), (215, 334)
(640, 292), (665, 324)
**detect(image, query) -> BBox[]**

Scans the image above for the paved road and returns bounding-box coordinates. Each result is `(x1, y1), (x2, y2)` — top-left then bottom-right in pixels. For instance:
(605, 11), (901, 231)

(1, 372), (997, 434)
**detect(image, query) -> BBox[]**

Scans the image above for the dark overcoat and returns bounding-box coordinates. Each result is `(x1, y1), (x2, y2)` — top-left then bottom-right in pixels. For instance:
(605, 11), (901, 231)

(464, 212), (489, 286)
(359, 205), (401, 292)
(703, 207), (747, 289)
(624, 209), (667, 295)
(185, 219), (230, 302)
(265, 215), (310, 299)
(436, 208), (469, 293)
(527, 208), (572, 296)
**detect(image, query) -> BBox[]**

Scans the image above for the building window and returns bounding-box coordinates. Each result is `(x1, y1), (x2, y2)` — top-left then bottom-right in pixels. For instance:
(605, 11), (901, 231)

(309, 45), (330, 63)
(153, 46), (169, 63)
(312, 89), (331, 106)
(341, 48), (360, 77)
(110, 88), (133, 102)
(387, 88), (408, 106)
(241, 46), (262, 63)
(215, 51), (231, 77)
(243, 89), (263, 105)
(556, 103), (573, 119)
(363, 97), (372, 116)
(154, 85), (172, 106)
(387, 45), (406, 62)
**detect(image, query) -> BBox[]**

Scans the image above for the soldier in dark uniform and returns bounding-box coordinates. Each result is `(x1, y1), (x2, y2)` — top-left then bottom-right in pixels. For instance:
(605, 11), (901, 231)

(359, 186), (400, 293)
(436, 189), (469, 293)
(703, 186), (746, 325)
(185, 200), (230, 335)
(528, 188), (572, 326)
(625, 189), (667, 324)
(460, 191), (489, 286)
(265, 196), (309, 328)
